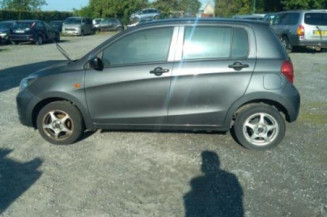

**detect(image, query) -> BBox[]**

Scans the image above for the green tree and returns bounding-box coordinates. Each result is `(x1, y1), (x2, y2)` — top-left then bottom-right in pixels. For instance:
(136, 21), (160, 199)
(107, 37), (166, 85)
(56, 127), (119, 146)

(1, 0), (46, 11)
(89, 0), (148, 22)
(215, 0), (252, 17)
(281, 0), (327, 9)
(179, 0), (201, 15)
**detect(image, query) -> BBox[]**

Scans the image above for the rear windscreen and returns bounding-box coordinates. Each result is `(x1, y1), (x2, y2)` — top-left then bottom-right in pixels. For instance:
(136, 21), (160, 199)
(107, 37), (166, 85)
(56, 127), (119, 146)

(13, 22), (33, 29)
(304, 13), (327, 26)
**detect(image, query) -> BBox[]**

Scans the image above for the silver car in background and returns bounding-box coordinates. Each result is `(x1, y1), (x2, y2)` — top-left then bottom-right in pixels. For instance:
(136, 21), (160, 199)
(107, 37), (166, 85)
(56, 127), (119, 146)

(271, 10), (327, 51)
(62, 17), (94, 36)
(130, 8), (160, 21)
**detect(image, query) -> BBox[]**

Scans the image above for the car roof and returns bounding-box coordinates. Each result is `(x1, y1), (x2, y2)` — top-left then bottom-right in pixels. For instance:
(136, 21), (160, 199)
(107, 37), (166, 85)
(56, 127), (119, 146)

(16, 20), (40, 23)
(278, 10), (327, 13)
(0, 20), (16, 23)
(133, 18), (268, 29)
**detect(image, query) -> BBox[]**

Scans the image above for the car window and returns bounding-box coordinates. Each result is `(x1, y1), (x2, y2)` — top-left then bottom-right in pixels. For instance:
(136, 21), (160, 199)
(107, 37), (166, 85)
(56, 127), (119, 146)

(304, 13), (327, 26)
(102, 27), (173, 67)
(35, 22), (44, 30)
(231, 28), (249, 58)
(43, 22), (53, 31)
(277, 13), (299, 25)
(183, 26), (232, 60)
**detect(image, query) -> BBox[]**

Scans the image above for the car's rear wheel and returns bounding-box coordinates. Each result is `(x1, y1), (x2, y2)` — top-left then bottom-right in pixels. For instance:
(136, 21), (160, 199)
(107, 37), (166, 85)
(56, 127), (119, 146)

(36, 35), (43, 45)
(233, 104), (285, 150)
(55, 33), (60, 42)
(37, 101), (84, 145)
(280, 36), (292, 53)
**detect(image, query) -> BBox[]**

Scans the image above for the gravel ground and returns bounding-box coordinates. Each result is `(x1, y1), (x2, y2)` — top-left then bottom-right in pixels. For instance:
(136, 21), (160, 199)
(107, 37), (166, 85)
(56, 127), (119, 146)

(0, 33), (326, 217)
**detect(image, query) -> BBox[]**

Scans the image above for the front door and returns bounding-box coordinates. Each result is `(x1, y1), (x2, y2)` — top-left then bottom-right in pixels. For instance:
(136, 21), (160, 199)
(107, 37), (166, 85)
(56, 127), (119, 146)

(85, 27), (175, 125)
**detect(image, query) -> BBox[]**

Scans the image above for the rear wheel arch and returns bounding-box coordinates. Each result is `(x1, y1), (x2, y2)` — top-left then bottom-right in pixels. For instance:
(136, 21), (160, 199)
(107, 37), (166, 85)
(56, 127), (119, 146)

(226, 98), (291, 128)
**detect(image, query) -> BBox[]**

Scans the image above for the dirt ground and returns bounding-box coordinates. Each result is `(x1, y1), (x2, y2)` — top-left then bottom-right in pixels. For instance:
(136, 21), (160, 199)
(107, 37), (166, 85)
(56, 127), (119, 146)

(0, 33), (327, 217)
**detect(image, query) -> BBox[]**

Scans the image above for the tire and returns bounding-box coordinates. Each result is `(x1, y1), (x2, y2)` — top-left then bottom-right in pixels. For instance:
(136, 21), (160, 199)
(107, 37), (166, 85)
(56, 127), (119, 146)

(280, 36), (292, 53)
(233, 104), (285, 150)
(36, 35), (43, 45)
(55, 34), (60, 42)
(37, 101), (84, 145)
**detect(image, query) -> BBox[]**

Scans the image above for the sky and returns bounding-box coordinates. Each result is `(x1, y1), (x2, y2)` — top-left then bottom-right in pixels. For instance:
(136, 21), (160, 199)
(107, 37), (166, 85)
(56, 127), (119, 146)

(42, 0), (214, 12)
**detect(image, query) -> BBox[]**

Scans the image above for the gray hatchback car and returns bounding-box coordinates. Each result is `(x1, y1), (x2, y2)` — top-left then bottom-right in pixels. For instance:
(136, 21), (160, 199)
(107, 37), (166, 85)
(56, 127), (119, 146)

(16, 19), (300, 150)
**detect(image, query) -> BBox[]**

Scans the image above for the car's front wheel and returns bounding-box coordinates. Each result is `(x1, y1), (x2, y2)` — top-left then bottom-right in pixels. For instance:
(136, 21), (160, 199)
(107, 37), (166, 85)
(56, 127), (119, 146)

(35, 35), (43, 45)
(37, 101), (84, 145)
(233, 104), (285, 150)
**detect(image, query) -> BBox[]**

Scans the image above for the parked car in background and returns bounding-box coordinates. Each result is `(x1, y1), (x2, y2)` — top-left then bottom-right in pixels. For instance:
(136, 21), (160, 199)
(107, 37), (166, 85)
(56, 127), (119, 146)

(97, 18), (123, 32)
(49, 20), (64, 33)
(130, 8), (160, 21)
(93, 18), (105, 30)
(271, 10), (327, 52)
(62, 17), (94, 36)
(9, 20), (60, 45)
(263, 13), (277, 25)
(17, 18), (300, 150)
(0, 20), (16, 44)
(127, 18), (153, 28)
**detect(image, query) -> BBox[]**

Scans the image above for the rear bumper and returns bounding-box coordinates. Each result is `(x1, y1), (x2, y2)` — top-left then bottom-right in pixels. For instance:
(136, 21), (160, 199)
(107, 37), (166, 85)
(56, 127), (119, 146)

(289, 35), (327, 48)
(10, 34), (35, 42)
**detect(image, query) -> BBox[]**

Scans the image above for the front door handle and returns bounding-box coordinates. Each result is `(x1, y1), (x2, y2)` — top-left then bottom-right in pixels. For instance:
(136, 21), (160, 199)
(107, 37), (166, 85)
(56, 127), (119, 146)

(228, 62), (249, 71)
(150, 67), (170, 76)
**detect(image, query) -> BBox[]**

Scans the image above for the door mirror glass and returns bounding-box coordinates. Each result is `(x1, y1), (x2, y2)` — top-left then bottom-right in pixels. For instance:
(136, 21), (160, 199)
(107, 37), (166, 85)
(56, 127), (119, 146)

(89, 57), (104, 71)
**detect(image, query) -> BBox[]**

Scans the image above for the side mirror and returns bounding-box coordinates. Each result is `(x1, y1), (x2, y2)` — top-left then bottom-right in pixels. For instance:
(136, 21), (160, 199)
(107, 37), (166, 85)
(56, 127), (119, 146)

(89, 57), (104, 71)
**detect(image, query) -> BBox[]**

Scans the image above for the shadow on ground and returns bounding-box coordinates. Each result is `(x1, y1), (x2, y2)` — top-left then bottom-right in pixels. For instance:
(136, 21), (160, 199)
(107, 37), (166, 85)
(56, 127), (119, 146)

(0, 149), (42, 214)
(0, 60), (66, 92)
(184, 151), (244, 217)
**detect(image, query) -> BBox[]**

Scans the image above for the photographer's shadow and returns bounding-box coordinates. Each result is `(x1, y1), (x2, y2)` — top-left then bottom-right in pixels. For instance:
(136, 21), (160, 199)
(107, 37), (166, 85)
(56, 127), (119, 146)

(184, 151), (244, 217)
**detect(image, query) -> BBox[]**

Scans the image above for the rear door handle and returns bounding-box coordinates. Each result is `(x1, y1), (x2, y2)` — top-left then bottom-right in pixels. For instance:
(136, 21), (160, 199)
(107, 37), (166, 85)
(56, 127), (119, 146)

(150, 67), (170, 76)
(228, 62), (249, 71)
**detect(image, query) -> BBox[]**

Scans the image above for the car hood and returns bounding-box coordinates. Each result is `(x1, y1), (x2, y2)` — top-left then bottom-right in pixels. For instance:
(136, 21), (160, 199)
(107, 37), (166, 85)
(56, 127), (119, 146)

(30, 60), (75, 78)
(63, 24), (81, 28)
(0, 28), (9, 33)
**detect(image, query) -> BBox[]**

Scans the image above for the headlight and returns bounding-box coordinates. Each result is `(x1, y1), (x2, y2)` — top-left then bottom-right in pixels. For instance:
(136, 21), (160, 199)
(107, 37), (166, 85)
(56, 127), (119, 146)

(19, 77), (36, 92)
(0, 32), (7, 37)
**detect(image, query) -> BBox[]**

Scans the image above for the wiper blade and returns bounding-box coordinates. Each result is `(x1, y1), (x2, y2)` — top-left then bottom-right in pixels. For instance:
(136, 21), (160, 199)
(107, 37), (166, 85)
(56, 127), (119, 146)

(54, 40), (72, 62)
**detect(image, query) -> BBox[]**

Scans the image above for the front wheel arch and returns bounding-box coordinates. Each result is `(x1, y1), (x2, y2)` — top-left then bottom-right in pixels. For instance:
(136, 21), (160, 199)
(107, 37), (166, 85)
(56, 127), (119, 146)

(31, 97), (91, 130)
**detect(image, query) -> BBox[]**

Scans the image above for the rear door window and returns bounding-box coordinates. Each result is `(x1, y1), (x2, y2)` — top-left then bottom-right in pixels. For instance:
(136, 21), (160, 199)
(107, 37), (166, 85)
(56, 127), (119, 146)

(183, 26), (249, 60)
(304, 13), (327, 26)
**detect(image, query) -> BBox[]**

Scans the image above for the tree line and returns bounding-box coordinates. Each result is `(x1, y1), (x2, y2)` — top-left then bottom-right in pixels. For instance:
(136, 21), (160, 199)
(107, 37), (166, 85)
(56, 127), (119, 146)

(1, 0), (326, 23)
(215, 0), (327, 17)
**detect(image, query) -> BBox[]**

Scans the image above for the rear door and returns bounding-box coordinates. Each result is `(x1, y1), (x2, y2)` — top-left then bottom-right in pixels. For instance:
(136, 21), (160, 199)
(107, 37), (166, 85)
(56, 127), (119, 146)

(303, 12), (327, 42)
(168, 25), (256, 126)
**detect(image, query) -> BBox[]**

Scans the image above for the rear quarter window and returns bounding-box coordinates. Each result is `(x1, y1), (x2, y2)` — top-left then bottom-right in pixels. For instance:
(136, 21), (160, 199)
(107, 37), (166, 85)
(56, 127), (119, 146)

(183, 26), (249, 60)
(304, 13), (327, 26)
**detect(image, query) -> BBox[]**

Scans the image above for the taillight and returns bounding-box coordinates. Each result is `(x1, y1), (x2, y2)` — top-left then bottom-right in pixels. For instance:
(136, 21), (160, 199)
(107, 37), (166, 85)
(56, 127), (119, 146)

(281, 61), (294, 83)
(297, 25), (305, 36)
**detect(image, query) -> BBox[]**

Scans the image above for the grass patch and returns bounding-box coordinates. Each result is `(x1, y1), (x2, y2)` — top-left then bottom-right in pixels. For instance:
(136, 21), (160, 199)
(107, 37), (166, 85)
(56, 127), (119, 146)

(299, 113), (327, 125)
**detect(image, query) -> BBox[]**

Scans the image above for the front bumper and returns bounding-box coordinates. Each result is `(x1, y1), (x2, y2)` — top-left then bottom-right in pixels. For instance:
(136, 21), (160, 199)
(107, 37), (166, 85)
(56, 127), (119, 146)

(62, 29), (81, 36)
(16, 89), (37, 127)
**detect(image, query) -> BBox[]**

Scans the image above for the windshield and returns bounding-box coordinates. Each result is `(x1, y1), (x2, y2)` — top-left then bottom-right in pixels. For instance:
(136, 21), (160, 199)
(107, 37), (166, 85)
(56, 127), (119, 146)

(13, 22), (33, 29)
(64, 18), (82, 25)
(0, 22), (13, 29)
(304, 13), (327, 26)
